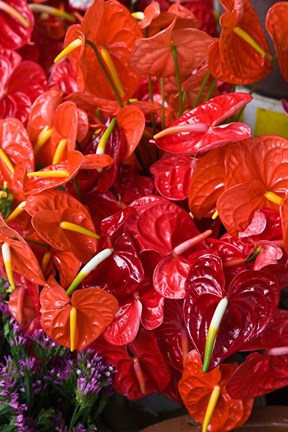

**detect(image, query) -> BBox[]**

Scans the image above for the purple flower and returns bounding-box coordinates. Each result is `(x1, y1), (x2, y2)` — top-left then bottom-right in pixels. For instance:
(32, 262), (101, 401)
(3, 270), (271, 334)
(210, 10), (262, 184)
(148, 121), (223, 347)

(45, 355), (74, 385)
(76, 349), (115, 404)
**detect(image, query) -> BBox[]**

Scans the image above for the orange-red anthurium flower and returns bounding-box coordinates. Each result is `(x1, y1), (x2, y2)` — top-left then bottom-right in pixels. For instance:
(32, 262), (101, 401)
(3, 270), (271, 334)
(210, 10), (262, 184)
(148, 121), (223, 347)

(0, 215), (45, 287)
(40, 276), (118, 351)
(208, 0), (273, 84)
(62, 0), (142, 102)
(24, 188), (98, 263)
(216, 135), (288, 236)
(266, 2), (288, 82)
(129, 18), (214, 78)
(178, 350), (254, 432)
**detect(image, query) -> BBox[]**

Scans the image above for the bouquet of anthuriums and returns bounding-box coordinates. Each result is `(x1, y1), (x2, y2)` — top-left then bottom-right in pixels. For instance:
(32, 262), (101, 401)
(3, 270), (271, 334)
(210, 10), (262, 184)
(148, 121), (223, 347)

(1, 0), (288, 431)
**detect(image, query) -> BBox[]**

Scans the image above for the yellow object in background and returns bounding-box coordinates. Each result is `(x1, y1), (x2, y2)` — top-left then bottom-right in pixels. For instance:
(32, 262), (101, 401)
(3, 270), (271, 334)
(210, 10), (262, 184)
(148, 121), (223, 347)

(237, 86), (288, 139)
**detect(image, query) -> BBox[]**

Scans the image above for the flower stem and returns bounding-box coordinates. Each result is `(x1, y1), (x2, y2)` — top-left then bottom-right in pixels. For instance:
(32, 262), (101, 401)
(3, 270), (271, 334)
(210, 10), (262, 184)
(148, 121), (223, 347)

(170, 42), (184, 117)
(85, 39), (124, 108)
(193, 71), (211, 108)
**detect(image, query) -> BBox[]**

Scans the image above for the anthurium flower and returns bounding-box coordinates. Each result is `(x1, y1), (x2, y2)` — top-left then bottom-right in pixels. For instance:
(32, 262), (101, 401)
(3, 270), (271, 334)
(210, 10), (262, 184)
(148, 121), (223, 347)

(0, 117), (34, 200)
(178, 350), (254, 432)
(23, 150), (83, 197)
(0, 215), (45, 287)
(63, 0), (142, 102)
(208, 0), (273, 84)
(226, 310), (288, 398)
(153, 93), (252, 154)
(0, 48), (48, 123)
(155, 299), (193, 371)
(93, 328), (171, 400)
(24, 188), (98, 262)
(48, 60), (79, 95)
(0, 0), (34, 50)
(40, 276), (118, 351)
(266, 2), (288, 82)
(183, 253), (279, 371)
(8, 276), (40, 331)
(27, 90), (88, 166)
(129, 18), (214, 78)
(150, 154), (196, 201)
(216, 135), (288, 236)
(188, 146), (226, 219)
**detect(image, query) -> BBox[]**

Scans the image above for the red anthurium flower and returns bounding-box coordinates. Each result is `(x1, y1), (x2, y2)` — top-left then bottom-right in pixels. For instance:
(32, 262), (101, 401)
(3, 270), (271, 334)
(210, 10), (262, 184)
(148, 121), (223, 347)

(129, 18), (213, 78)
(178, 350), (254, 432)
(8, 283), (39, 332)
(23, 150), (83, 197)
(116, 105), (145, 161)
(82, 232), (146, 298)
(104, 297), (143, 345)
(48, 60), (79, 95)
(124, 195), (201, 254)
(153, 93), (252, 155)
(188, 146), (225, 219)
(227, 310), (288, 398)
(150, 154), (196, 201)
(0, 117), (34, 200)
(63, 0), (142, 101)
(208, 0), (272, 84)
(156, 299), (193, 372)
(0, 0), (34, 50)
(40, 276), (118, 351)
(183, 253), (279, 371)
(0, 216), (45, 287)
(114, 164), (155, 206)
(93, 328), (171, 400)
(266, 2), (288, 82)
(216, 135), (288, 236)
(24, 188), (98, 263)
(0, 49), (47, 123)
(27, 90), (88, 166)
(280, 195), (288, 254)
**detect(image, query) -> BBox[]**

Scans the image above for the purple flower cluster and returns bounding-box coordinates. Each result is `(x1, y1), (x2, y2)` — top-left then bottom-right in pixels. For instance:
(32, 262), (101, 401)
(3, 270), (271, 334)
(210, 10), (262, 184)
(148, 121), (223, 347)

(76, 349), (115, 403)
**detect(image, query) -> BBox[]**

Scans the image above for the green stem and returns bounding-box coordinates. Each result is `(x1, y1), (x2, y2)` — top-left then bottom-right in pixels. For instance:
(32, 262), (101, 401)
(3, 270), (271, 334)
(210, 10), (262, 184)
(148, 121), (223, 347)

(69, 404), (83, 429)
(147, 74), (157, 134)
(159, 76), (166, 130)
(170, 42), (183, 117)
(85, 39), (123, 108)
(204, 78), (217, 102)
(193, 71), (211, 108)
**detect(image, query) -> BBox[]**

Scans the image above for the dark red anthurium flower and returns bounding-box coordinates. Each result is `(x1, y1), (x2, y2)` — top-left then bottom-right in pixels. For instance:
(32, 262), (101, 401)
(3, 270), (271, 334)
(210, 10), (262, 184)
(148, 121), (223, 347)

(0, 0), (34, 50)
(40, 276), (118, 351)
(183, 253), (280, 371)
(208, 0), (273, 84)
(266, 2), (288, 82)
(48, 60), (79, 95)
(216, 135), (288, 236)
(155, 299), (193, 372)
(150, 154), (196, 201)
(0, 216), (45, 286)
(178, 350), (254, 432)
(153, 93), (252, 155)
(188, 146), (226, 219)
(64, 0), (142, 101)
(226, 310), (288, 398)
(24, 188), (98, 263)
(93, 328), (171, 400)
(0, 49), (48, 123)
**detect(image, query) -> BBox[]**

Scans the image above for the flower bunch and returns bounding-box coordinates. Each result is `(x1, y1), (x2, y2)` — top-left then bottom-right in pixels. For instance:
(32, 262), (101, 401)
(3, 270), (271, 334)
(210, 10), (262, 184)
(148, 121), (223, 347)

(0, 286), (115, 431)
(0, 0), (288, 431)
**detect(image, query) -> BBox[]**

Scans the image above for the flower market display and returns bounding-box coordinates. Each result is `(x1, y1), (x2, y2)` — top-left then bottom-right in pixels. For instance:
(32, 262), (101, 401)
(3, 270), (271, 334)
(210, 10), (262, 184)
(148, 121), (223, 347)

(1, 0), (288, 431)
